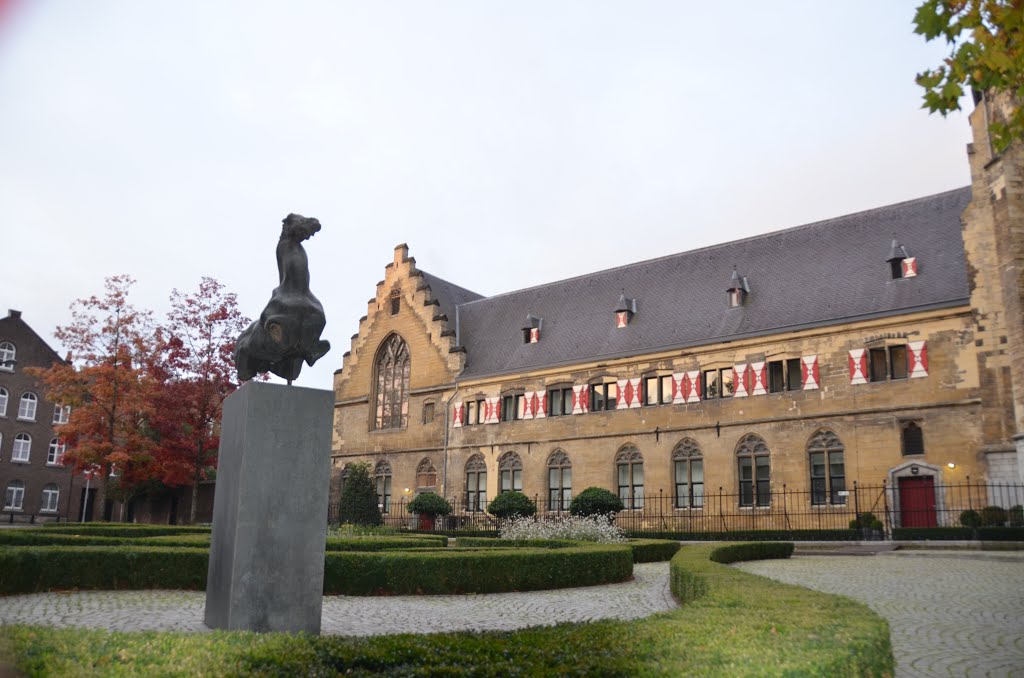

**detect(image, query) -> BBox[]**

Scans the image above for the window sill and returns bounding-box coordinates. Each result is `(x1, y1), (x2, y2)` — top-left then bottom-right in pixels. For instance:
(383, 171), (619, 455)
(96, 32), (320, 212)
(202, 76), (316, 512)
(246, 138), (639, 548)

(16, 417), (36, 423)
(10, 459), (30, 464)
(46, 463), (64, 467)
(672, 507), (704, 512)
(810, 503), (848, 509)
(737, 506), (772, 510)
(40, 509), (57, 514)
(2, 507), (22, 512)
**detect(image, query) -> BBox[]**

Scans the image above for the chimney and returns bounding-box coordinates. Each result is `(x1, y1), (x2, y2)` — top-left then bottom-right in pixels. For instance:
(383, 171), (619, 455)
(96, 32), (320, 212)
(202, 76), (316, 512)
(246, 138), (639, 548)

(7, 309), (21, 319)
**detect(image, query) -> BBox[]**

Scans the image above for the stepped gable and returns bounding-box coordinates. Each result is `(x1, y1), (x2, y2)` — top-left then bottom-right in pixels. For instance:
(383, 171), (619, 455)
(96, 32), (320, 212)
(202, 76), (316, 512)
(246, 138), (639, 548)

(455, 187), (972, 379)
(418, 271), (484, 326)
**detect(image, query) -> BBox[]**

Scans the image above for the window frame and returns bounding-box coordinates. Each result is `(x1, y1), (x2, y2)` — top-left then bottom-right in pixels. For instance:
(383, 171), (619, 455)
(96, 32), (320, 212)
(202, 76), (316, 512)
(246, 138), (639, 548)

(807, 430), (847, 506)
(465, 455), (487, 512)
(701, 368), (734, 399)
(0, 387), (7, 417)
(785, 358), (802, 391)
(901, 421), (924, 456)
(736, 434), (771, 508)
(672, 439), (704, 509)
(374, 461), (392, 514)
(547, 386), (574, 417)
(415, 458), (437, 491)
(47, 438), (65, 466)
(589, 382), (618, 412)
(643, 374), (674, 406)
(52, 404), (70, 425)
(546, 450), (572, 511)
(389, 289), (401, 315)
(463, 398), (484, 426)
(4, 480), (25, 510)
(498, 451), (523, 494)
(500, 394), (523, 422)
(889, 345), (909, 380)
(0, 342), (14, 371)
(40, 484), (60, 513)
(615, 446), (645, 510)
(17, 392), (37, 421)
(12, 433), (31, 463)
(373, 334), (411, 430)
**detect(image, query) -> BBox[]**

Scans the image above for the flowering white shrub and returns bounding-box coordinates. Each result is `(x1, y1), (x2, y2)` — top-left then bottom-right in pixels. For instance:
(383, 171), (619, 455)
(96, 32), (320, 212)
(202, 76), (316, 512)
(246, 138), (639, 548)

(499, 514), (626, 543)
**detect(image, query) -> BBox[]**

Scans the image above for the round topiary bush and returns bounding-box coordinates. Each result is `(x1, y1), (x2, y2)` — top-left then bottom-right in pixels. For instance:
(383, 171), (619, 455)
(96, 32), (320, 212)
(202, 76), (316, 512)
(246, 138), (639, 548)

(959, 509), (982, 527)
(487, 491), (537, 519)
(407, 492), (453, 517)
(569, 487), (624, 517)
(980, 505), (1008, 527)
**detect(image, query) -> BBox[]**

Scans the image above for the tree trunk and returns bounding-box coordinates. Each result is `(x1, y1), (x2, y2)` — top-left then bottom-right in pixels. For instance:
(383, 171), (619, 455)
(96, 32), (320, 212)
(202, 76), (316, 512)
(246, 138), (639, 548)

(190, 442), (202, 524)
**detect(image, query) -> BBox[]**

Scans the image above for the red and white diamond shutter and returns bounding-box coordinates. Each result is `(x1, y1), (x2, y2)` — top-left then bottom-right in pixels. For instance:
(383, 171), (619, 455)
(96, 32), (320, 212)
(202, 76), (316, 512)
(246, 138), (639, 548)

(486, 396), (501, 424)
(750, 361), (767, 396)
(616, 311), (628, 328)
(902, 258), (918, 278)
(529, 328), (540, 343)
(572, 385), (590, 414)
(733, 363), (750, 397)
(452, 404), (463, 428)
(908, 340), (928, 378)
(801, 355), (819, 390)
(672, 372), (687, 404)
(629, 378), (641, 408)
(848, 350), (867, 385)
(616, 378), (642, 409)
(686, 370), (701, 402)
(521, 391), (535, 420)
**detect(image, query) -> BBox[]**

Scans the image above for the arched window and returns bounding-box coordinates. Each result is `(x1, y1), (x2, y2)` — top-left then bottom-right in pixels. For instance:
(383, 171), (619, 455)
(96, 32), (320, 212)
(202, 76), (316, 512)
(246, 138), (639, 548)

(0, 342), (14, 371)
(615, 446), (644, 509)
(808, 430), (846, 505)
(0, 387), (7, 416)
(901, 421), (924, 456)
(40, 484), (60, 512)
(547, 450), (571, 511)
(12, 433), (31, 462)
(498, 451), (523, 494)
(465, 454), (487, 512)
(373, 335), (410, 430)
(737, 434), (770, 507)
(416, 458), (437, 490)
(18, 392), (37, 421)
(374, 460), (392, 514)
(673, 439), (704, 509)
(47, 438), (65, 466)
(4, 480), (24, 510)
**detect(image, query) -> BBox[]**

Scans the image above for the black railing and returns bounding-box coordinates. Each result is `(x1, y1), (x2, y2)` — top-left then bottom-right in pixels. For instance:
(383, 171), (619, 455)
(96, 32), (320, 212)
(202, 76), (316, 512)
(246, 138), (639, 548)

(327, 480), (1024, 538)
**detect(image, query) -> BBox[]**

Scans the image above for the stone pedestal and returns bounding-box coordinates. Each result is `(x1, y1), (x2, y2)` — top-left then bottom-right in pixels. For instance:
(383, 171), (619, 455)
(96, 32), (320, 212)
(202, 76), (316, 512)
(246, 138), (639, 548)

(204, 381), (333, 634)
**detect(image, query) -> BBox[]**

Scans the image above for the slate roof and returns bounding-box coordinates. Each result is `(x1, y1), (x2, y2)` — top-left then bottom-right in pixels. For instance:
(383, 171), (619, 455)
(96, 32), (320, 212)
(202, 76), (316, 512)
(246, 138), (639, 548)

(453, 187), (972, 379)
(418, 271), (484, 324)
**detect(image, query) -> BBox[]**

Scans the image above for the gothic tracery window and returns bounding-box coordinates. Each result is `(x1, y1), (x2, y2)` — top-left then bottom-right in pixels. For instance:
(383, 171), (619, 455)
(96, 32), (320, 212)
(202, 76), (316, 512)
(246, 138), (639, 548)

(498, 451), (523, 494)
(737, 434), (771, 508)
(808, 430), (846, 505)
(374, 334), (410, 430)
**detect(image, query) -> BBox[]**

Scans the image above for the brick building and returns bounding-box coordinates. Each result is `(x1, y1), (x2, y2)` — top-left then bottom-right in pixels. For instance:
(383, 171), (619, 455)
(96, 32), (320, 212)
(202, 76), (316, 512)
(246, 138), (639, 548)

(0, 309), (94, 522)
(331, 94), (1023, 530)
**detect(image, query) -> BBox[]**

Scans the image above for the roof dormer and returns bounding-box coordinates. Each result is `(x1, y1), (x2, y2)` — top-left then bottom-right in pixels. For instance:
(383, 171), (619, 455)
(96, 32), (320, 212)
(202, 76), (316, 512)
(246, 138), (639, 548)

(886, 239), (916, 279)
(522, 314), (542, 344)
(614, 293), (637, 328)
(727, 268), (750, 308)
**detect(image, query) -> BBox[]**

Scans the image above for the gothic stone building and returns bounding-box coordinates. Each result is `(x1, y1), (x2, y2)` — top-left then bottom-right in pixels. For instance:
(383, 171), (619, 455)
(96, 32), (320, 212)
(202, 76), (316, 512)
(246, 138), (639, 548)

(330, 95), (1024, 529)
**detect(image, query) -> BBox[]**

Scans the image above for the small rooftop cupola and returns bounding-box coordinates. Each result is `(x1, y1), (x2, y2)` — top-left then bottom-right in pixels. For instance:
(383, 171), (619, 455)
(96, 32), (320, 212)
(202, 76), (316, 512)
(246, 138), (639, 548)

(522, 314), (542, 344)
(886, 238), (917, 279)
(726, 268), (750, 308)
(614, 292), (637, 328)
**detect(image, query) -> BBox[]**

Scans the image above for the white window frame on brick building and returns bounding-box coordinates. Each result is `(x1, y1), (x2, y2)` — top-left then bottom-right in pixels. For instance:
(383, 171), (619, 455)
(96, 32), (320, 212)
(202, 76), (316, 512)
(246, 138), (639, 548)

(47, 438), (65, 466)
(17, 392), (37, 421)
(4, 480), (24, 510)
(0, 387), (7, 417)
(40, 484), (60, 513)
(0, 342), (15, 371)
(12, 433), (31, 463)
(53, 404), (71, 425)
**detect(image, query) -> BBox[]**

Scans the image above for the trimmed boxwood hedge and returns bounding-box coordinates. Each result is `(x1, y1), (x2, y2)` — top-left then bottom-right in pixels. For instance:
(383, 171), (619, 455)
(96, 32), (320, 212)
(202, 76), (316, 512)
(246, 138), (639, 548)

(325, 536), (447, 551)
(454, 537), (577, 549)
(628, 538), (682, 563)
(706, 542), (794, 564)
(39, 524), (211, 538)
(893, 526), (1024, 541)
(0, 543), (632, 596)
(455, 537), (681, 563)
(323, 545), (633, 595)
(625, 529), (857, 541)
(0, 542), (895, 677)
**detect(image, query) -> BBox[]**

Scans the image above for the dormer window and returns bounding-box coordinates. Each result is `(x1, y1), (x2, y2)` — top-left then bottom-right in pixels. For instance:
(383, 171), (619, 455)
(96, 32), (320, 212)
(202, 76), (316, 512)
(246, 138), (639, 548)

(727, 269), (749, 308)
(887, 239), (916, 279)
(614, 293), (636, 328)
(522, 315), (542, 344)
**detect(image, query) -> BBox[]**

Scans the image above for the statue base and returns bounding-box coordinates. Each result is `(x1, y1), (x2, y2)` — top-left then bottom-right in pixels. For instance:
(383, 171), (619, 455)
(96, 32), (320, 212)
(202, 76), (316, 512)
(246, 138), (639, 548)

(204, 381), (333, 634)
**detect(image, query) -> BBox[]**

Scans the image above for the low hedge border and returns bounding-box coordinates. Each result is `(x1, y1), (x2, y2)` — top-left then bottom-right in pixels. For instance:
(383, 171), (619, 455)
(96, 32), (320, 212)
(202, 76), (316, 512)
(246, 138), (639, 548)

(893, 526), (1024, 541)
(454, 537), (681, 563)
(0, 543), (632, 596)
(38, 524), (211, 538)
(325, 536), (447, 551)
(0, 531), (448, 551)
(625, 529), (857, 541)
(0, 542), (895, 676)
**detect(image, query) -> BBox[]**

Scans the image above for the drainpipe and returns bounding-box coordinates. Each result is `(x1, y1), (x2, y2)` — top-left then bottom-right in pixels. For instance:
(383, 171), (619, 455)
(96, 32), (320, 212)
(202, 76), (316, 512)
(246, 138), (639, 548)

(443, 380), (459, 496)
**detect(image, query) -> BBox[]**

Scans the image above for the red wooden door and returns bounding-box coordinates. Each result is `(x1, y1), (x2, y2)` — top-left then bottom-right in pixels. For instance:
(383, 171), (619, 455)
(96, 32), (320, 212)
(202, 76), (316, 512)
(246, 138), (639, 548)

(899, 476), (937, 528)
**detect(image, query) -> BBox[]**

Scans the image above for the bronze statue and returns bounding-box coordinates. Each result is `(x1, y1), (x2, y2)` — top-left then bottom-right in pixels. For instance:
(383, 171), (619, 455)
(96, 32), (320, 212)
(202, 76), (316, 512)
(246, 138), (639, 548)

(235, 214), (331, 382)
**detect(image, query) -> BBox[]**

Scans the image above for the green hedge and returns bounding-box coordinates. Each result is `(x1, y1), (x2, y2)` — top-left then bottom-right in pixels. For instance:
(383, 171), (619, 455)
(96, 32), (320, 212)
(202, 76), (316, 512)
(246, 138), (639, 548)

(323, 545), (633, 595)
(38, 524), (211, 538)
(893, 526), (1024, 541)
(455, 537), (680, 563)
(624, 529), (857, 541)
(0, 543), (631, 596)
(628, 538), (682, 563)
(707, 542), (795, 564)
(0, 531), (212, 549)
(453, 537), (578, 549)
(1, 543), (895, 676)
(325, 536), (447, 551)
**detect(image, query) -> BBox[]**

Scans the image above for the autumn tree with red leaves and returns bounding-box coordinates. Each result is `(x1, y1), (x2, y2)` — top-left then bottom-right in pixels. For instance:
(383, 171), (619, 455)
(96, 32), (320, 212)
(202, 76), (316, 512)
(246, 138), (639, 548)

(150, 277), (252, 523)
(29, 276), (158, 507)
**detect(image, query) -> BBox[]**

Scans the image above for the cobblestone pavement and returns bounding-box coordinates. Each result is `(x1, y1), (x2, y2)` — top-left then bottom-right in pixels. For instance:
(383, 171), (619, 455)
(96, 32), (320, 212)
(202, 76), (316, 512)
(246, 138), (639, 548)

(737, 553), (1024, 678)
(0, 562), (674, 636)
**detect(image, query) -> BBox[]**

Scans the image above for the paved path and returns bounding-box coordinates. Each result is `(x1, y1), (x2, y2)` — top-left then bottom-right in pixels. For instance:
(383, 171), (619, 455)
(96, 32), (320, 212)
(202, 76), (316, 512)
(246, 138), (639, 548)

(0, 562), (674, 636)
(737, 552), (1024, 678)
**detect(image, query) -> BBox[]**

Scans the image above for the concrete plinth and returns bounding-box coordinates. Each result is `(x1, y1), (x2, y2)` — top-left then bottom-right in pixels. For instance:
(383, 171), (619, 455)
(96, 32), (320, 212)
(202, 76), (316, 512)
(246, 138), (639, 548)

(204, 381), (332, 634)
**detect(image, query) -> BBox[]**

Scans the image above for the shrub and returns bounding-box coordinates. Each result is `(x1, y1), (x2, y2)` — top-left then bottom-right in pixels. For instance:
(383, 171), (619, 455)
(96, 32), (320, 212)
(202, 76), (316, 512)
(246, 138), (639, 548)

(623, 529), (857, 541)
(336, 462), (382, 527)
(627, 538), (681, 563)
(406, 492), (452, 517)
(500, 515), (626, 543)
(325, 536), (446, 551)
(328, 524), (398, 537)
(893, 527), (973, 540)
(870, 520), (885, 531)
(976, 527), (1024, 541)
(568, 487), (624, 517)
(1010, 505), (1024, 527)
(959, 509), (982, 527)
(486, 491), (536, 519)
(38, 524), (210, 538)
(850, 512), (877, 528)
(980, 505), (1008, 527)
(707, 542), (794, 564)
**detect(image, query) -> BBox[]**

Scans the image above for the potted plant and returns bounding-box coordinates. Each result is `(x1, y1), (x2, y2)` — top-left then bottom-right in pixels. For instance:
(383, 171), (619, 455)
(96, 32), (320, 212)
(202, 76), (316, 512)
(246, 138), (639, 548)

(407, 492), (452, 531)
(849, 512), (881, 540)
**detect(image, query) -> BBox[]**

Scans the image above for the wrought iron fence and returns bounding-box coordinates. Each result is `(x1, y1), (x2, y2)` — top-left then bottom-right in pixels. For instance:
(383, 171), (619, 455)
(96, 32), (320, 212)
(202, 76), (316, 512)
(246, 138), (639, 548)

(327, 480), (1024, 537)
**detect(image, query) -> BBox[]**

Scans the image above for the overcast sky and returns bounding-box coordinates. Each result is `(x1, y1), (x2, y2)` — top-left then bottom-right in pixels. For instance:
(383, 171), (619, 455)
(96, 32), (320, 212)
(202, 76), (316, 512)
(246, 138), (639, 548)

(0, 1), (974, 390)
